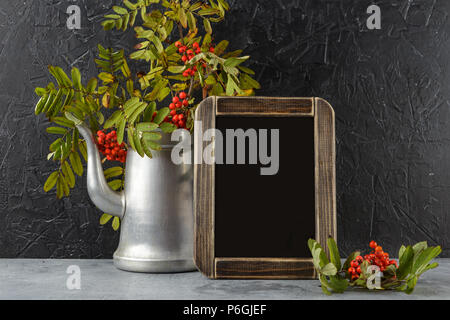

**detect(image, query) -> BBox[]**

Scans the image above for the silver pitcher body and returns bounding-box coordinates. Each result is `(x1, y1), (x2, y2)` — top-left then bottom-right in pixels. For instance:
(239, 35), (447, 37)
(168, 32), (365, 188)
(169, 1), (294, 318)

(77, 124), (196, 273)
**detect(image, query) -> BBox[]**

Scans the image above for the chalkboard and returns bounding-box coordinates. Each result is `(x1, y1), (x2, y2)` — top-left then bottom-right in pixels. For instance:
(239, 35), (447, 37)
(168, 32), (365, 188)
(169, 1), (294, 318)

(215, 116), (315, 258)
(194, 97), (336, 279)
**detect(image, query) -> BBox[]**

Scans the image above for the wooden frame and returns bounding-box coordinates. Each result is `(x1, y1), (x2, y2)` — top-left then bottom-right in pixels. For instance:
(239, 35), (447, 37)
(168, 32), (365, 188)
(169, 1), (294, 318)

(194, 96), (336, 279)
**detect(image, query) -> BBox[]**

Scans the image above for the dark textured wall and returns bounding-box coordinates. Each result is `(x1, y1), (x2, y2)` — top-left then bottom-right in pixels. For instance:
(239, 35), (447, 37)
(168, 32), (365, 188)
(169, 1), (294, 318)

(1, 0), (449, 258)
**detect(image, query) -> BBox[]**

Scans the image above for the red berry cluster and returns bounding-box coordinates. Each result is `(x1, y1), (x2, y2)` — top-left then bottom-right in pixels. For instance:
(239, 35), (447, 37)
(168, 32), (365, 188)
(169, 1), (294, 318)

(347, 241), (398, 281)
(96, 130), (127, 163)
(169, 91), (188, 129)
(174, 41), (215, 78)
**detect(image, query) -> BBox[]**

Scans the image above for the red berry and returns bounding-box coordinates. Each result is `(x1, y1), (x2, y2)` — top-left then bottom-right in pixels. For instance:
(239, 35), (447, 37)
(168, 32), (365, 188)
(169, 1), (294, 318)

(182, 55), (188, 62)
(355, 255), (363, 263)
(172, 97), (179, 103)
(182, 99), (189, 106)
(350, 260), (359, 268)
(348, 267), (355, 274)
(169, 103), (176, 110)
(192, 42), (199, 49)
(356, 266), (361, 274)
(369, 241), (377, 249)
(175, 41), (182, 48)
(375, 246), (383, 252)
(209, 47), (215, 53)
(179, 92), (187, 99)
(170, 110), (176, 116)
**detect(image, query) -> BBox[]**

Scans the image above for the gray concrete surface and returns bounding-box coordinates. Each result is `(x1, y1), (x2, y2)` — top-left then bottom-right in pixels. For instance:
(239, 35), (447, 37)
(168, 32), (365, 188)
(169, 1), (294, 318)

(0, 259), (448, 300)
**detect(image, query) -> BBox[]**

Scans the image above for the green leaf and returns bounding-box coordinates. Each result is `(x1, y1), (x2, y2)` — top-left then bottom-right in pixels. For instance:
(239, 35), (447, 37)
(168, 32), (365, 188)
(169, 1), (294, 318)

(60, 172), (69, 196)
(52, 117), (75, 128)
(98, 72), (115, 84)
(56, 175), (64, 199)
(44, 172), (59, 192)
(412, 246), (442, 275)
(46, 127), (67, 135)
(143, 102), (157, 122)
(240, 73), (261, 90)
(108, 179), (123, 190)
(49, 138), (62, 152)
(224, 56), (250, 68)
(187, 11), (196, 30)
(214, 40), (229, 56)
(128, 102), (148, 124)
(327, 237), (341, 271)
(35, 94), (49, 115)
(399, 245), (406, 260)
(113, 6), (128, 15)
(123, 97), (141, 116)
(79, 141), (88, 161)
(69, 152), (83, 176)
(203, 18), (212, 34)
(104, 110), (122, 129)
(179, 8), (187, 28)
(168, 66), (186, 74)
(159, 122), (177, 133)
(117, 118), (127, 145)
(238, 65), (255, 75)
(136, 122), (159, 132)
(321, 263), (338, 276)
(413, 241), (428, 255)
(127, 127), (136, 151)
(319, 275), (332, 295)
(142, 138), (162, 151)
(99, 213), (113, 225)
(142, 138), (153, 159)
(404, 276), (418, 294)
(308, 238), (317, 252)
(35, 87), (47, 96)
(71, 67), (82, 90)
(62, 161), (75, 188)
(112, 217), (120, 231)
(153, 107), (170, 124)
(86, 78), (98, 93)
(397, 246), (414, 280)
(142, 132), (162, 141)
(103, 167), (124, 180)
(328, 275), (349, 293)
(133, 130), (145, 157)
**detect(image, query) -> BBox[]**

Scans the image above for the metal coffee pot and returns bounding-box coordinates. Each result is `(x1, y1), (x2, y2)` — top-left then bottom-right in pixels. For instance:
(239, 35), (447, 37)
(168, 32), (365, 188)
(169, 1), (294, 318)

(77, 124), (196, 273)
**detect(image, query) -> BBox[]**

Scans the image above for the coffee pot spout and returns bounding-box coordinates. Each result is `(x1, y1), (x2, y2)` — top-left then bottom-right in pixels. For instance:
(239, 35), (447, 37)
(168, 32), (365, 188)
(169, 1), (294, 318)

(76, 124), (125, 218)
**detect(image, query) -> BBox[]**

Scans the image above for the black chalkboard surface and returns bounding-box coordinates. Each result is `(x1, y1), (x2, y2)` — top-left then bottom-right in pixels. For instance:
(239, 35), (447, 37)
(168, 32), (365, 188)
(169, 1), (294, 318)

(194, 96), (336, 279)
(215, 116), (315, 258)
